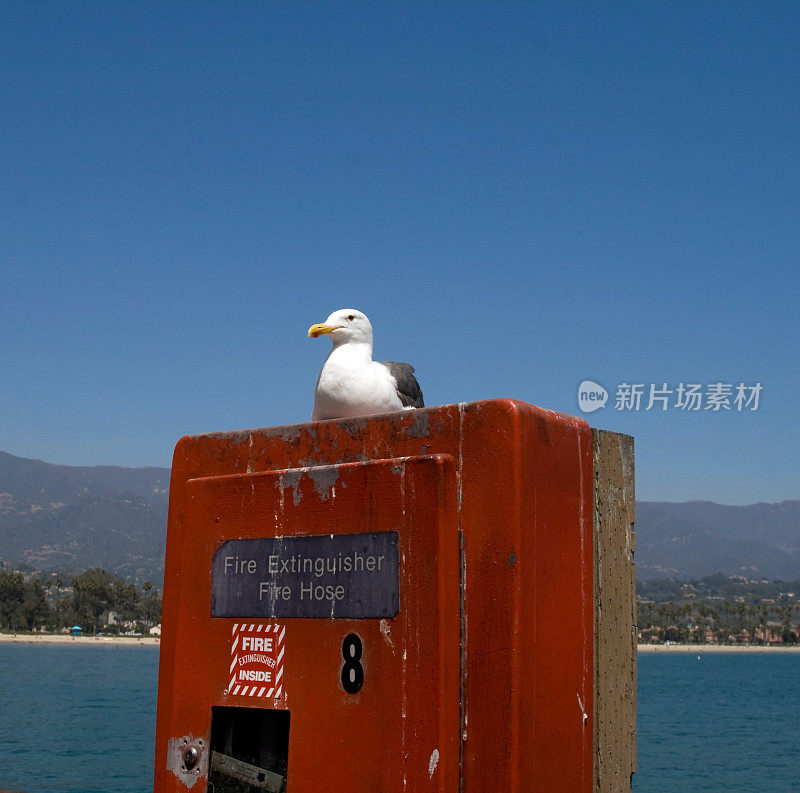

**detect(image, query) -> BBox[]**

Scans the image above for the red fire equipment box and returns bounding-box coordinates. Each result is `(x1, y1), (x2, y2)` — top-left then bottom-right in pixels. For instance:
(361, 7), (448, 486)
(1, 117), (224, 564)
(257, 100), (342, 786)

(154, 399), (636, 793)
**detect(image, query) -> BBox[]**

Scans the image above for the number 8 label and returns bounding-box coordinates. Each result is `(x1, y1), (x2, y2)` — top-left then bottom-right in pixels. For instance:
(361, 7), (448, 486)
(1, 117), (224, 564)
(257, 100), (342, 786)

(341, 633), (364, 694)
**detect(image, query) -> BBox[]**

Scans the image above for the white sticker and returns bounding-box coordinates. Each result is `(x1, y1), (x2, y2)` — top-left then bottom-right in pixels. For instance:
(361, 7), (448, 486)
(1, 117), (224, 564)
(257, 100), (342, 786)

(227, 623), (285, 698)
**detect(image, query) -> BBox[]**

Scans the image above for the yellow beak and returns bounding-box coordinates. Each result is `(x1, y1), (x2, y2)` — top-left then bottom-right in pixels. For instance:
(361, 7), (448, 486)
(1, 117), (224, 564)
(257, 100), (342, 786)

(308, 323), (339, 338)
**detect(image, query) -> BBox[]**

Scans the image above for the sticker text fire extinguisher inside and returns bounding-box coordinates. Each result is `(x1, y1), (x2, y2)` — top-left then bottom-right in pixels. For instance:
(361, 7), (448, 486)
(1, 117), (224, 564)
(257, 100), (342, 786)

(211, 532), (399, 619)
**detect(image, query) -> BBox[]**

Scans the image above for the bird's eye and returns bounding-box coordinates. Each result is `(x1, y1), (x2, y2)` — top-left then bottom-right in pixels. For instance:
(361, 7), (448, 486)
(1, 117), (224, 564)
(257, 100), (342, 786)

(347, 315), (355, 321)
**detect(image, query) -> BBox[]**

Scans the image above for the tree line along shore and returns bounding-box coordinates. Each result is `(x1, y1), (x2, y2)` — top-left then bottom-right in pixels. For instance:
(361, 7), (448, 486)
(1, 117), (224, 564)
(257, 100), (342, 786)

(638, 574), (800, 647)
(0, 567), (161, 636)
(5, 567), (800, 649)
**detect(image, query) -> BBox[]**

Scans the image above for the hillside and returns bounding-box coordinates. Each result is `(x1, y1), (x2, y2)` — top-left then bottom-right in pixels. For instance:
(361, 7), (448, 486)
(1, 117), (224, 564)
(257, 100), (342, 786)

(1, 449), (798, 584)
(0, 451), (169, 583)
(636, 500), (800, 581)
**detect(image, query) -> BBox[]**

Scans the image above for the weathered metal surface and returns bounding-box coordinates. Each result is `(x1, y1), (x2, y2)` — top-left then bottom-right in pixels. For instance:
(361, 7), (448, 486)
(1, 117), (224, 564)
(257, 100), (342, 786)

(210, 751), (285, 791)
(154, 399), (595, 793)
(593, 429), (636, 793)
(165, 735), (207, 789)
(158, 453), (460, 792)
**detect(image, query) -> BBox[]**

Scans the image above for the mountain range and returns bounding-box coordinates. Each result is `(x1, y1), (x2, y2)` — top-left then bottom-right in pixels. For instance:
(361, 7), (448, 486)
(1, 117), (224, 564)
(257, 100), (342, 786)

(636, 500), (800, 581)
(0, 450), (798, 583)
(0, 450), (169, 584)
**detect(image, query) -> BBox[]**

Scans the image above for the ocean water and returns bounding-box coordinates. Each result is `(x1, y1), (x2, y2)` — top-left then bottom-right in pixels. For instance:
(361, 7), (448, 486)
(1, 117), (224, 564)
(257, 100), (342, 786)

(1, 644), (799, 792)
(0, 643), (158, 793)
(635, 652), (800, 792)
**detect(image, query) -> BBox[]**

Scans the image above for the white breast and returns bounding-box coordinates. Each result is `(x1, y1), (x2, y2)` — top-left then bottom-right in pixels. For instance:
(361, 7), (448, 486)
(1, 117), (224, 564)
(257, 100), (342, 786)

(312, 345), (404, 420)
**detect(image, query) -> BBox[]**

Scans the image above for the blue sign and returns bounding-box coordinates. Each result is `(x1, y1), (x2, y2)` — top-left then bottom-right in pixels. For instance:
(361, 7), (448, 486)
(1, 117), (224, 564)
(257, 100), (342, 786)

(211, 532), (399, 619)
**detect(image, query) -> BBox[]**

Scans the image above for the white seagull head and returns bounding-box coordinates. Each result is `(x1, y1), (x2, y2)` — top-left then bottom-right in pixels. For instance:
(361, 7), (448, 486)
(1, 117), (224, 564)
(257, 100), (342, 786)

(307, 308), (373, 347)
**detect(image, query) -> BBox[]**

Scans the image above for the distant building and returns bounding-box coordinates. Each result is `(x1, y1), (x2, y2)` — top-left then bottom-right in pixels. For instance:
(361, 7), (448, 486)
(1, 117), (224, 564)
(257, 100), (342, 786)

(638, 626), (662, 644)
(149, 624), (162, 637)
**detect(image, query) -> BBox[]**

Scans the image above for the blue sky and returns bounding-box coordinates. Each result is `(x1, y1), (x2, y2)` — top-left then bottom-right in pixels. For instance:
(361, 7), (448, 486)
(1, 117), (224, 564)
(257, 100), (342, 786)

(1, 2), (798, 504)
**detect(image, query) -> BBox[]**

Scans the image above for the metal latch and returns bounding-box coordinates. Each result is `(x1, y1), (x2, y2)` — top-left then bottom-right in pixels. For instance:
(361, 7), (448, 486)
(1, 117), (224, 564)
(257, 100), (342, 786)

(210, 750), (286, 792)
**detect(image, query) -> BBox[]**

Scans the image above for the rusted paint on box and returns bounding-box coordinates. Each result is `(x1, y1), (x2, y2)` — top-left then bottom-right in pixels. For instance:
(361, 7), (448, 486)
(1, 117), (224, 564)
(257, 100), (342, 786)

(155, 399), (597, 793)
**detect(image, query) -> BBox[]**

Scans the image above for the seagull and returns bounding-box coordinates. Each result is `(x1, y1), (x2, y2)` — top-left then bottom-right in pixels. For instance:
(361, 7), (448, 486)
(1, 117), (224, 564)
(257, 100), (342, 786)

(308, 308), (424, 421)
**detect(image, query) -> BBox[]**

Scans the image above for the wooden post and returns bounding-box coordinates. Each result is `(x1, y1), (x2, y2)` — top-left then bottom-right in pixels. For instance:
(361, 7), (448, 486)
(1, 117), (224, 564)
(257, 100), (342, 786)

(593, 429), (636, 793)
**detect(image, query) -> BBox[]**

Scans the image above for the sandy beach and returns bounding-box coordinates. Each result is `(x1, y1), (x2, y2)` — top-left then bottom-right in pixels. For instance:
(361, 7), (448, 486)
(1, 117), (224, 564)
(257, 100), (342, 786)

(639, 643), (800, 653)
(0, 632), (159, 646)
(4, 634), (799, 652)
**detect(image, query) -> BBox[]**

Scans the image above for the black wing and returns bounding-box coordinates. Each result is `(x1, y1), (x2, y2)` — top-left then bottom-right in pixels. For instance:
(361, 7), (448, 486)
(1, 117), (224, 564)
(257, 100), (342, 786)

(381, 361), (424, 408)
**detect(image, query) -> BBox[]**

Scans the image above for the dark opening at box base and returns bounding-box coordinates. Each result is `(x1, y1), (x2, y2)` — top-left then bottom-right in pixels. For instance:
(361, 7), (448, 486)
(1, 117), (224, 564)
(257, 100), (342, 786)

(207, 706), (290, 793)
